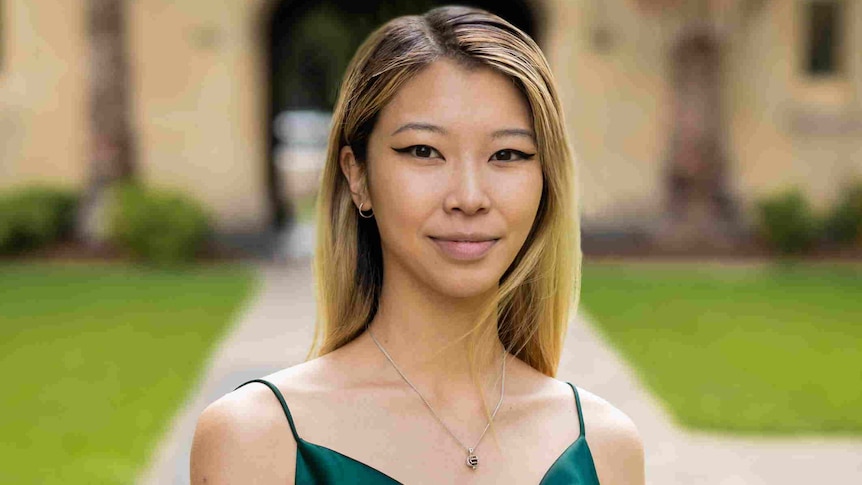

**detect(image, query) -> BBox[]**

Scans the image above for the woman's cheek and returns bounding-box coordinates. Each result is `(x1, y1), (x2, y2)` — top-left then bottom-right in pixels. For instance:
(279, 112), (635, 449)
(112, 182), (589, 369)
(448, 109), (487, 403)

(393, 167), (442, 207)
(374, 166), (438, 232)
(497, 171), (543, 221)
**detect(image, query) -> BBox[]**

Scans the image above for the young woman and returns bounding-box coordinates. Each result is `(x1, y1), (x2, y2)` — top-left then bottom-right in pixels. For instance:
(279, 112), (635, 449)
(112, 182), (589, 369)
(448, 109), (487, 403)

(191, 6), (644, 484)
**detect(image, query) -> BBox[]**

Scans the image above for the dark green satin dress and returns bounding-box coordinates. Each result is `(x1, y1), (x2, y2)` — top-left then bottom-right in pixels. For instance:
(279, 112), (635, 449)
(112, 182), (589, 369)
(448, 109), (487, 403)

(235, 379), (600, 484)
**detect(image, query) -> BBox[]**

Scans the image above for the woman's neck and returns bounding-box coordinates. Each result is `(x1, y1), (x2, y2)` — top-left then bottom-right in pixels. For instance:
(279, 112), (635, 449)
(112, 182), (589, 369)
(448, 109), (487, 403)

(365, 267), (506, 395)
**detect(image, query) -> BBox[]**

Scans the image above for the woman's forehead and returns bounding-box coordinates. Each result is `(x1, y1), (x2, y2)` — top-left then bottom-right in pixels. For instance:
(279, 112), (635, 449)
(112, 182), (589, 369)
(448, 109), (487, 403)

(375, 59), (534, 139)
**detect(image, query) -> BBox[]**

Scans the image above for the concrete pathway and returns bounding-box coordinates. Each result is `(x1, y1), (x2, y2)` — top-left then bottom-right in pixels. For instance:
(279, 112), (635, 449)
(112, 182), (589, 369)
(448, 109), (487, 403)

(137, 260), (317, 485)
(139, 260), (862, 485)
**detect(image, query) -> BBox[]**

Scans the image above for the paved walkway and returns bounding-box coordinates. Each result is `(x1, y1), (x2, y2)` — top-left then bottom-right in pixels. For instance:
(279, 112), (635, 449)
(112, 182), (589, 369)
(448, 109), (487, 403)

(139, 260), (862, 485)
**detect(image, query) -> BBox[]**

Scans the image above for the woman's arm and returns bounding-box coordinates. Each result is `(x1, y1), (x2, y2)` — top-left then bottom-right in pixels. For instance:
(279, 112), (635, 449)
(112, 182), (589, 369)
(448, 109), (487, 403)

(190, 388), (297, 484)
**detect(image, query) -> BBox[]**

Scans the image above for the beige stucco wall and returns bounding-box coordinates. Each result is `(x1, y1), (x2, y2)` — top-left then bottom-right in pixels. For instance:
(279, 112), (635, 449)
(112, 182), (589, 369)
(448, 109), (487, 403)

(0, 0), (87, 191)
(544, 0), (672, 229)
(0, 0), (271, 233)
(129, 0), (270, 233)
(727, 0), (862, 225)
(545, 0), (862, 229)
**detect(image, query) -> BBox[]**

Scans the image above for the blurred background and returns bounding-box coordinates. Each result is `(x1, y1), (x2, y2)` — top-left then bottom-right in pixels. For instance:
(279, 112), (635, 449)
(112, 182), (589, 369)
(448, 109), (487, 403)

(1, 0), (860, 484)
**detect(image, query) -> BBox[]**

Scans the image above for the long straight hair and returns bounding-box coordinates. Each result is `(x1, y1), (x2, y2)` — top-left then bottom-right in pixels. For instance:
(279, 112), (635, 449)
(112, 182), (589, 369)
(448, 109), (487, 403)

(310, 5), (580, 377)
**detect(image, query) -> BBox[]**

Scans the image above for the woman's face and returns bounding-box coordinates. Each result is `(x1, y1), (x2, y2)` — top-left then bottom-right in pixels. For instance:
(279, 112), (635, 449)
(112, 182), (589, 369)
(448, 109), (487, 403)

(341, 58), (543, 299)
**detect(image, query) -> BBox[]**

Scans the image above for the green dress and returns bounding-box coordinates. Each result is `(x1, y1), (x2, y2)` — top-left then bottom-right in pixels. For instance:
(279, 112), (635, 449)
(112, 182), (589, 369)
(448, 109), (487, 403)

(235, 379), (601, 484)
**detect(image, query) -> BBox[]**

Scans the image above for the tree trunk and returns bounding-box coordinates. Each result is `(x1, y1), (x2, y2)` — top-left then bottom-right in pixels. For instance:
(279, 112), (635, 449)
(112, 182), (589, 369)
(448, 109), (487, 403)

(77, 0), (135, 249)
(658, 26), (737, 249)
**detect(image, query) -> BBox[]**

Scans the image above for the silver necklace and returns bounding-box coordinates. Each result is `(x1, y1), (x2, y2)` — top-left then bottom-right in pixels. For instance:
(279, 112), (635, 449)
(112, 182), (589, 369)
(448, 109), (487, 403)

(368, 326), (506, 471)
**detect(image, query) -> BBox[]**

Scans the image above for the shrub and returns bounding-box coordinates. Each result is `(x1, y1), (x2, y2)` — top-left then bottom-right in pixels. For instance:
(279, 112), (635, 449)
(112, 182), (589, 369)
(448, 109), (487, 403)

(108, 182), (212, 265)
(0, 186), (78, 254)
(824, 182), (862, 246)
(756, 188), (817, 254)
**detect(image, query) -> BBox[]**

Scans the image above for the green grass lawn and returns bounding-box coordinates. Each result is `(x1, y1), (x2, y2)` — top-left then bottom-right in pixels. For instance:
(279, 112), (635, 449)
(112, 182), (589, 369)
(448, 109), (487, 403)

(580, 261), (862, 435)
(0, 262), (259, 484)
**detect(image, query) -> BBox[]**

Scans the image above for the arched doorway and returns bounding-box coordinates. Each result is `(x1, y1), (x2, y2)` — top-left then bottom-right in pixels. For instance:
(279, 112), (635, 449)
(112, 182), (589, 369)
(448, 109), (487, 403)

(264, 1), (541, 258)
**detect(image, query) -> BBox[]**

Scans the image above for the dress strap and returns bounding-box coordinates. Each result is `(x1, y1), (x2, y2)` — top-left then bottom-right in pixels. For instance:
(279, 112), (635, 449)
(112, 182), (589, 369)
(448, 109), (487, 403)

(565, 382), (586, 438)
(234, 378), (301, 442)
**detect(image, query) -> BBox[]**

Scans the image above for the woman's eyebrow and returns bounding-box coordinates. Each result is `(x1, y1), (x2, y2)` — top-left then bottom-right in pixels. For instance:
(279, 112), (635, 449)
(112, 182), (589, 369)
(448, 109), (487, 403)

(390, 123), (535, 141)
(491, 128), (535, 141)
(391, 122), (447, 136)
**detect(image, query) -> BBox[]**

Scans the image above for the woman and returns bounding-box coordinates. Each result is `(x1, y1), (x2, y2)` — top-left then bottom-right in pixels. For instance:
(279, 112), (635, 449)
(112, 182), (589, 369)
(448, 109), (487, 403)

(191, 6), (644, 484)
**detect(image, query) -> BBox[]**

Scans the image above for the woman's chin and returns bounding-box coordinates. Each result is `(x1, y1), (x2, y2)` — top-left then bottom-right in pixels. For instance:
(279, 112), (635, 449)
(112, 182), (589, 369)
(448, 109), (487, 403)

(432, 274), (501, 300)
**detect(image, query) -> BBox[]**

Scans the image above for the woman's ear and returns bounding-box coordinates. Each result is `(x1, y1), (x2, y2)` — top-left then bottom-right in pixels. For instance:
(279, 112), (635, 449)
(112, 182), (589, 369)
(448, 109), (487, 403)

(339, 145), (370, 209)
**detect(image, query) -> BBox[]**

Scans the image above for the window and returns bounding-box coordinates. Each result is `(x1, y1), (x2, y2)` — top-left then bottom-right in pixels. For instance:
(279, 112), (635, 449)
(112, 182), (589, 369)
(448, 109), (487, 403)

(790, 1), (857, 131)
(805, 1), (845, 77)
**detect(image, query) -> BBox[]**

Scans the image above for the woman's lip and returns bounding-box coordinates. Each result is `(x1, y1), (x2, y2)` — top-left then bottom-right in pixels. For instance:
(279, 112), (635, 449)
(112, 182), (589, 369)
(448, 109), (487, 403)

(429, 237), (498, 261)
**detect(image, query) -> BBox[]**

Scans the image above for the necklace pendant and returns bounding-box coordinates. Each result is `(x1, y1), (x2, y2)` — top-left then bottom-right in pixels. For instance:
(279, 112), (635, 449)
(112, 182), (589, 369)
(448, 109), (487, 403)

(466, 448), (479, 470)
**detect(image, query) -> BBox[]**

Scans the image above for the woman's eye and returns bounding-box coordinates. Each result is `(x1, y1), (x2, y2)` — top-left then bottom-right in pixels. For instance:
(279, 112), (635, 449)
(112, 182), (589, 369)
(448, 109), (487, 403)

(491, 149), (535, 162)
(393, 145), (440, 159)
(413, 145), (436, 158)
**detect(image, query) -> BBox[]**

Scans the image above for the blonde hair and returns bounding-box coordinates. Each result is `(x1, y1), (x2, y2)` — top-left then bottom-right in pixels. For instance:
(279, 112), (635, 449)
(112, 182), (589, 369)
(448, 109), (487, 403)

(311, 5), (580, 377)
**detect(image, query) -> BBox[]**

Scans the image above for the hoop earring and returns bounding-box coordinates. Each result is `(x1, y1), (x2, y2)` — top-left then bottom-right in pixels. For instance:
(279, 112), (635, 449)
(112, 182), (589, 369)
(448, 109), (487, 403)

(358, 202), (374, 219)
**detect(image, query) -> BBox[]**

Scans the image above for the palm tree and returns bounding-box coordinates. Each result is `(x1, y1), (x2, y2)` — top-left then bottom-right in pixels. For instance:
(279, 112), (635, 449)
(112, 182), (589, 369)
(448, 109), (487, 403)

(77, 0), (135, 250)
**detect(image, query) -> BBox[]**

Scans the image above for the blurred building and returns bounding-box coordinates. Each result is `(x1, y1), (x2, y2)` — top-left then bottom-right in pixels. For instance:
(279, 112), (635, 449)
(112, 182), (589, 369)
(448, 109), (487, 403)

(0, 0), (860, 252)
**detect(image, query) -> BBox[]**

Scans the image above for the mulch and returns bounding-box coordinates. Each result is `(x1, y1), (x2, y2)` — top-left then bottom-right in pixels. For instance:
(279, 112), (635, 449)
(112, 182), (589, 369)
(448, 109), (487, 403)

(0, 238), (248, 265)
(582, 236), (862, 263)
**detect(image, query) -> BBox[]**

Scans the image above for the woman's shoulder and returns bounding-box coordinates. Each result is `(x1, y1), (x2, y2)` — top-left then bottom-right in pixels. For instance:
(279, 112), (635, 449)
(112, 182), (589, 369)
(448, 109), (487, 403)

(189, 359), (333, 485)
(575, 385), (645, 485)
(504, 360), (644, 482)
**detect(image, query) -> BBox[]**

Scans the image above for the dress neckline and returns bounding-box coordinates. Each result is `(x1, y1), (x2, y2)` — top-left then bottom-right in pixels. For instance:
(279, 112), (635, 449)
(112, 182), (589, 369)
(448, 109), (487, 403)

(234, 378), (597, 484)
(296, 432), (587, 484)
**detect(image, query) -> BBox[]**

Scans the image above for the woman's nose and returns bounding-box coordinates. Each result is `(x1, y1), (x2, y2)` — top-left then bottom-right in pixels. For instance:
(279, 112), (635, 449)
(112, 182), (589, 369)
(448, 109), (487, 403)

(443, 159), (491, 215)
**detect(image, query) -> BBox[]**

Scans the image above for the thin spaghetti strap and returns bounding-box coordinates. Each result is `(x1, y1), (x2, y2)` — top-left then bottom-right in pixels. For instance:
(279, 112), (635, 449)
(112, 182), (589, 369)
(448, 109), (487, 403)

(565, 382), (586, 438)
(234, 378), (301, 442)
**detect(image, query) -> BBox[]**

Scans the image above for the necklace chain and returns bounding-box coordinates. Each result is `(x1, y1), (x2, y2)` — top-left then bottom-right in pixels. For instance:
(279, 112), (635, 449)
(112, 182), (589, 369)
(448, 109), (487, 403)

(367, 326), (506, 464)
